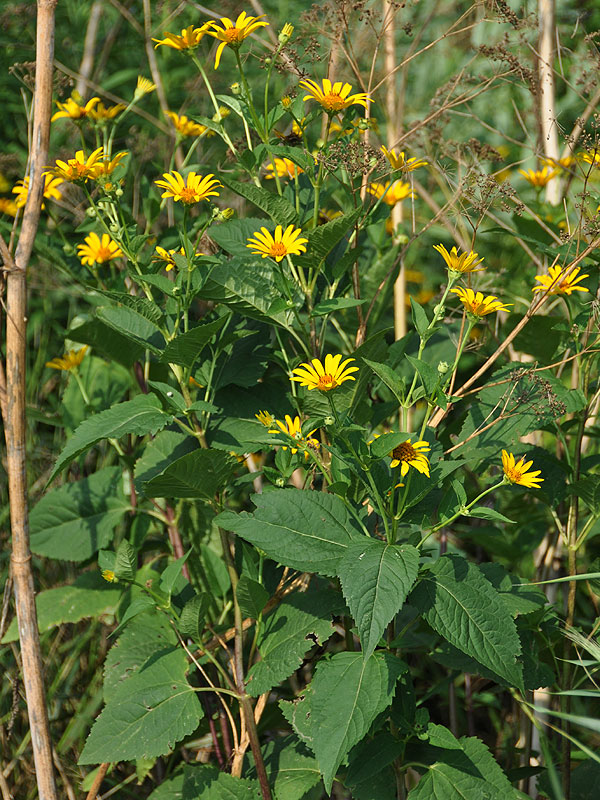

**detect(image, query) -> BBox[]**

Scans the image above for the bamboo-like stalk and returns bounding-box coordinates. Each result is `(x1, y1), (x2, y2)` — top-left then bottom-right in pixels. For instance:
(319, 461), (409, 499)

(1, 3), (59, 798)
(538, 0), (560, 205)
(76, 0), (103, 97)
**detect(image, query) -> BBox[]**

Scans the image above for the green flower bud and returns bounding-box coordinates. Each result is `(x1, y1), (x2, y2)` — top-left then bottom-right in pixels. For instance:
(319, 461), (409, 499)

(230, 82), (241, 96)
(85, 206), (96, 218)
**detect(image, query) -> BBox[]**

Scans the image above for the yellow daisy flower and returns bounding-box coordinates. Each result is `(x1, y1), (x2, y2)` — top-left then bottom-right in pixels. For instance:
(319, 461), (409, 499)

(265, 157), (304, 180)
(49, 148), (105, 182)
(246, 224), (308, 262)
(91, 152), (128, 183)
(0, 198), (18, 216)
(153, 23), (215, 51)
(501, 450), (543, 489)
(299, 77), (371, 113)
(269, 415), (320, 458)
(433, 243), (484, 274)
(388, 438), (430, 478)
(532, 265), (589, 296)
(134, 76), (156, 98)
(207, 13), (269, 69)
(540, 155), (575, 171)
(152, 245), (192, 271)
(518, 166), (558, 187)
(51, 96), (100, 122)
(12, 173), (63, 209)
(46, 345), (89, 371)
(291, 354), (358, 391)
(581, 151), (600, 167)
(166, 111), (210, 138)
(318, 208), (344, 223)
(381, 146), (427, 172)
(88, 102), (126, 121)
(367, 180), (414, 206)
(451, 287), (512, 317)
(255, 410), (275, 427)
(101, 569), (118, 583)
(154, 171), (222, 204)
(77, 232), (123, 266)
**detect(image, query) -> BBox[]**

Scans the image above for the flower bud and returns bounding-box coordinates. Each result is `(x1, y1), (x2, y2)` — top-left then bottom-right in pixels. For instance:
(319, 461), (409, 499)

(62, 243), (75, 255)
(109, 223), (119, 234)
(275, 477), (286, 487)
(437, 361), (450, 375)
(281, 96), (292, 109)
(230, 82), (241, 96)
(324, 415), (335, 426)
(264, 57), (272, 66)
(115, 187), (124, 197)
(85, 206), (96, 218)
(279, 23), (294, 44)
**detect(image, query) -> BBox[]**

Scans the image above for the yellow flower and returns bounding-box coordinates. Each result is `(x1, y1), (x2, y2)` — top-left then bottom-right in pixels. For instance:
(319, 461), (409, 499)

(540, 155), (575, 171)
(451, 287), (512, 317)
(318, 208), (343, 224)
(0, 172), (10, 192)
(154, 170), (222, 204)
(291, 354), (358, 391)
(367, 180), (414, 206)
(153, 23), (214, 50)
(49, 148), (105, 182)
(330, 118), (372, 136)
(269, 415), (319, 458)
(77, 232), (123, 266)
(0, 198), (18, 216)
(166, 111), (210, 138)
(381, 146), (427, 172)
(11, 173), (63, 209)
(581, 151), (600, 168)
(300, 77), (371, 113)
(51, 96), (100, 122)
(134, 76), (156, 98)
(518, 166), (558, 187)
(152, 245), (187, 271)
(207, 13), (269, 69)
(532, 265), (589, 296)
(91, 152), (128, 183)
(387, 438), (430, 478)
(433, 243), (484, 274)
(255, 410), (275, 427)
(265, 157), (304, 180)
(279, 22), (294, 44)
(246, 224), (308, 262)
(101, 569), (118, 583)
(88, 102), (126, 121)
(46, 345), (89, 371)
(502, 450), (543, 489)
(281, 96), (292, 109)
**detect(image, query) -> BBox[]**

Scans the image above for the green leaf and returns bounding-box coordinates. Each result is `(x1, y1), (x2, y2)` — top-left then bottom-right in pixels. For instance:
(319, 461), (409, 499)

(426, 723), (463, 750)
(363, 358), (406, 404)
(570, 475), (600, 514)
(346, 732), (403, 790)
(1, 572), (121, 644)
(310, 651), (406, 793)
(160, 316), (230, 367)
(405, 354), (439, 396)
(236, 576), (269, 620)
(311, 297), (366, 316)
(220, 176), (298, 226)
(296, 207), (362, 266)
(160, 553), (192, 598)
(115, 540), (137, 582)
(179, 593), (211, 640)
(338, 541), (419, 659)
(216, 489), (361, 576)
(369, 431), (412, 459)
(245, 589), (342, 697)
(49, 394), (173, 484)
(98, 291), (164, 326)
(143, 449), (236, 498)
(79, 646), (203, 764)
(410, 555), (523, 689)
(199, 544), (231, 597)
(134, 430), (198, 494)
(68, 317), (144, 367)
(249, 736), (321, 800)
(469, 507), (515, 524)
(96, 305), (166, 354)
(411, 297), (430, 338)
(29, 467), (129, 562)
(477, 563), (547, 618)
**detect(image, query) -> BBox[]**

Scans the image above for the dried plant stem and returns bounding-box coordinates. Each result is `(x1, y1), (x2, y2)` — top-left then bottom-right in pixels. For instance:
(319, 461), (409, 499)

(538, 0), (560, 204)
(84, 763), (109, 800)
(76, 0), (103, 97)
(1, 4), (59, 798)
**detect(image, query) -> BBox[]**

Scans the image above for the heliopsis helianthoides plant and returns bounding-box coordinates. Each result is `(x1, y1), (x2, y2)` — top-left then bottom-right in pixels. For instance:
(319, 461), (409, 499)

(15, 6), (600, 800)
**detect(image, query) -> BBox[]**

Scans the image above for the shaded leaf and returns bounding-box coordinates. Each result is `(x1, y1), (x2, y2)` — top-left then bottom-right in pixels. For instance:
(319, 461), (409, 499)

(144, 449), (236, 498)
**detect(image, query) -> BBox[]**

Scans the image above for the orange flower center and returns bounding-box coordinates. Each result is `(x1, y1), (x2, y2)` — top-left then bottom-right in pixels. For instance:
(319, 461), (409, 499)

(270, 242), (288, 258)
(317, 374), (338, 391)
(322, 94), (347, 112)
(504, 463), (523, 483)
(96, 246), (114, 263)
(224, 28), (244, 44)
(180, 186), (197, 203)
(391, 442), (418, 462)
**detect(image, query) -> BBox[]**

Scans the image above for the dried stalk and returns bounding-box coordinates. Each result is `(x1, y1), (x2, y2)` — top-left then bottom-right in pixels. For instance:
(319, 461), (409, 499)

(76, 0), (103, 97)
(538, 0), (560, 205)
(1, 3), (59, 798)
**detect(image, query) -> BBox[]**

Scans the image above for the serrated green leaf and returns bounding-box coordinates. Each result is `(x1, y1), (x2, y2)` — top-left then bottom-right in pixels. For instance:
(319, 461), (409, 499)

(405, 354), (439, 396)
(221, 176), (298, 226)
(245, 589), (342, 697)
(410, 555), (523, 689)
(477, 563), (547, 618)
(296, 207), (362, 266)
(339, 541), (419, 658)
(143, 449), (236, 498)
(68, 317), (144, 366)
(30, 467), (129, 562)
(161, 316), (230, 367)
(311, 298), (366, 316)
(134, 430), (198, 494)
(216, 489), (361, 576)
(469, 507), (516, 524)
(249, 736), (321, 800)
(160, 552), (192, 598)
(79, 647), (203, 764)
(570, 475), (600, 514)
(363, 358), (406, 404)
(96, 305), (166, 354)
(115, 540), (136, 581)
(179, 593), (211, 640)
(236, 576), (269, 620)
(410, 297), (430, 338)
(311, 651), (406, 792)
(49, 394), (173, 484)
(98, 291), (164, 326)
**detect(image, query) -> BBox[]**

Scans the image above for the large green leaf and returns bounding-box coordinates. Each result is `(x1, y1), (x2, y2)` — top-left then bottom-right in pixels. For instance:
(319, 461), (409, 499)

(49, 394), (173, 484)
(245, 589), (342, 696)
(338, 541), (419, 659)
(216, 489), (362, 576)
(295, 207), (362, 267)
(134, 430), (198, 494)
(310, 651), (405, 793)
(96, 304), (166, 354)
(220, 177), (298, 226)
(68, 317), (144, 367)
(248, 736), (321, 800)
(161, 316), (229, 367)
(1, 572), (121, 643)
(30, 467), (129, 561)
(147, 765), (262, 799)
(410, 555), (523, 689)
(143, 449), (236, 498)
(79, 646), (203, 764)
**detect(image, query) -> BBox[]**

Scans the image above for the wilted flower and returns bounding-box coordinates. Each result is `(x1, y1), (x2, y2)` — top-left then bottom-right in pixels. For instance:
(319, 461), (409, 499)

(101, 569), (118, 583)
(291, 354), (358, 391)
(12, 173), (63, 209)
(279, 22), (294, 44)
(300, 78), (371, 113)
(207, 12), (269, 69)
(134, 76), (156, 99)
(502, 450), (543, 489)
(246, 224), (308, 261)
(381, 146), (427, 172)
(367, 180), (414, 206)
(255, 410), (275, 427)
(154, 171), (222, 204)
(532, 265), (589, 296)
(77, 232), (123, 266)
(433, 243), (484, 274)
(451, 287), (512, 317)
(46, 345), (89, 371)
(51, 96), (100, 122)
